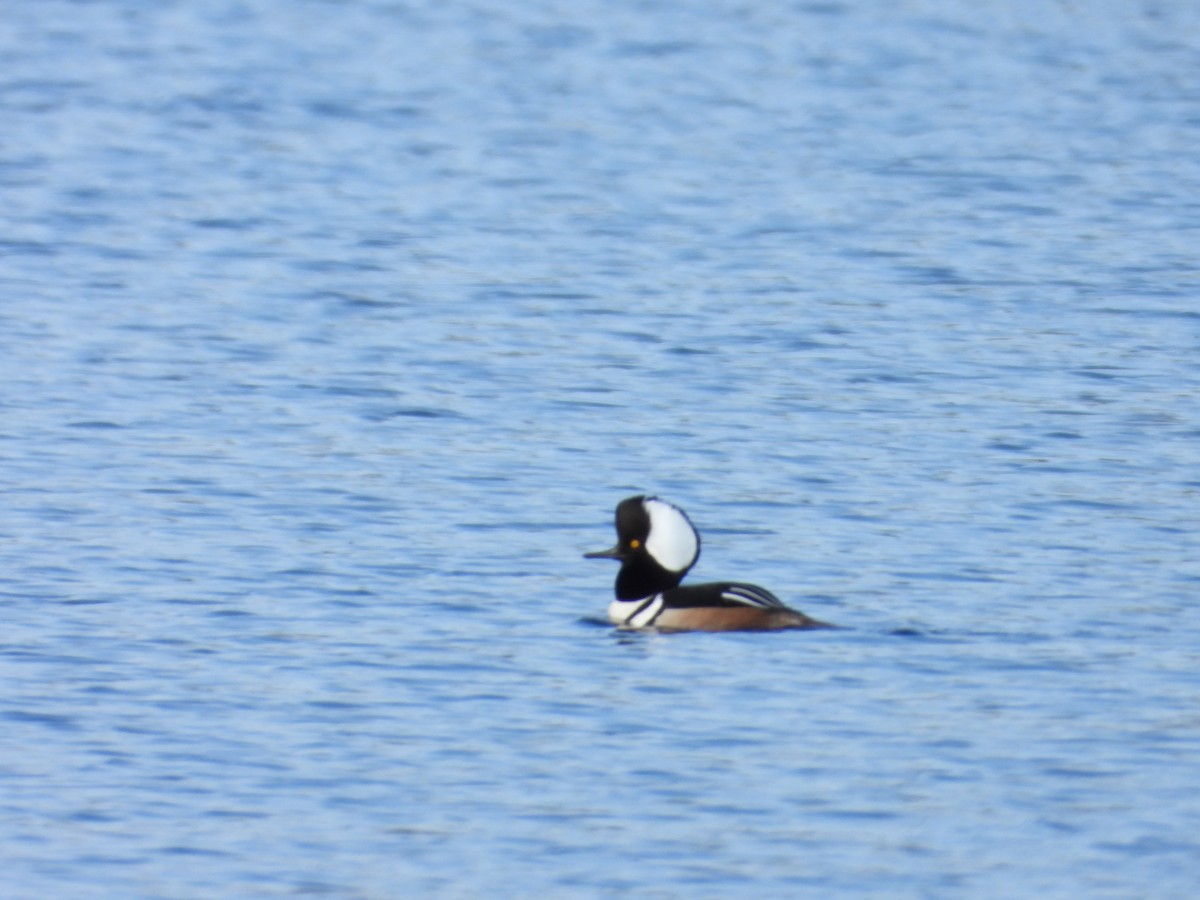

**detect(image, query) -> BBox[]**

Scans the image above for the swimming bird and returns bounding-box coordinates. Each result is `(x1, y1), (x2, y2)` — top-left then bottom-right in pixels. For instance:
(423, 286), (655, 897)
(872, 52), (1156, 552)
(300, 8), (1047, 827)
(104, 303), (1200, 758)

(585, 495), (832, 632)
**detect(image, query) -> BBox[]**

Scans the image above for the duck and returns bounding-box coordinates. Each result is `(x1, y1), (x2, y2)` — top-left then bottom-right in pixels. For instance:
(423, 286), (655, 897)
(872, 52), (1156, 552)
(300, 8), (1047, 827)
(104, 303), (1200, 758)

(585, 495), (832, 632)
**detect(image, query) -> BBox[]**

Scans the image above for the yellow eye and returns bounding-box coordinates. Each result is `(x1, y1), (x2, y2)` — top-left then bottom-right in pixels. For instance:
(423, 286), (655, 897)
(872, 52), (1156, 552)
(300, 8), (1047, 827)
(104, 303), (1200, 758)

(630, 539), (641, 549)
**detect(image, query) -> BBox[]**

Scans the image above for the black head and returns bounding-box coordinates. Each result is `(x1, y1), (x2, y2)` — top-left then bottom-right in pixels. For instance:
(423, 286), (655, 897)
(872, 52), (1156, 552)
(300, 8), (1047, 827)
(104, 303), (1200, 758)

(585, 495), (701, 600)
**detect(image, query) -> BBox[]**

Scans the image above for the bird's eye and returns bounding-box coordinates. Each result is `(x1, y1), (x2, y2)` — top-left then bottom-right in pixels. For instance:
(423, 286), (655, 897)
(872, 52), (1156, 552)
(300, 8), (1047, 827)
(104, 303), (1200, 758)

(629, 539), (641, 549)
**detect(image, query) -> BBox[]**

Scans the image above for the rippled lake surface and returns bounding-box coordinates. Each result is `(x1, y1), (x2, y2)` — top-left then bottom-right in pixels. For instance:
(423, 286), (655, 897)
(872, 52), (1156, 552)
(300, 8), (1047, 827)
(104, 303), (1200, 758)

(4, 1), (1200, 897)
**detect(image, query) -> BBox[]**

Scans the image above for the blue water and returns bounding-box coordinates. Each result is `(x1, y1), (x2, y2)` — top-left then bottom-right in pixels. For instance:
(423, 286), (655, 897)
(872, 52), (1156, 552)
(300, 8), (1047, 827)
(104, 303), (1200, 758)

(3, 1), (1200, 896)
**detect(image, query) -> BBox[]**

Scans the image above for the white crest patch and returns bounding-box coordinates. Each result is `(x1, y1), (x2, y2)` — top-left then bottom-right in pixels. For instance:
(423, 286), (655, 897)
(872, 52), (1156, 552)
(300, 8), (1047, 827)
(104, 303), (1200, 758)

(643, 498), (699, 573)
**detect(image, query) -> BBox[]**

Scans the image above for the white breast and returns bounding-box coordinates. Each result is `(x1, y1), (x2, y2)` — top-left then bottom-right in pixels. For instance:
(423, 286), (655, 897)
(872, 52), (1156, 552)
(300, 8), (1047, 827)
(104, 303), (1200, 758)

(608, 595), (664, 629)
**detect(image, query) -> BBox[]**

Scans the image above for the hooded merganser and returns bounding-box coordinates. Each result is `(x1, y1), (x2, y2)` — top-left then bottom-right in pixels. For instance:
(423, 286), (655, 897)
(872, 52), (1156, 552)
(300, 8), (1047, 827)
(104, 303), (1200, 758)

(585, 495), (833, 632)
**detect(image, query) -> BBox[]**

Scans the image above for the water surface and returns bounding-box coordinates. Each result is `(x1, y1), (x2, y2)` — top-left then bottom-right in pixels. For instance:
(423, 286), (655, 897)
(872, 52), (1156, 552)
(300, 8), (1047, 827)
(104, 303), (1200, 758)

(3, 1), (1200, 897)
